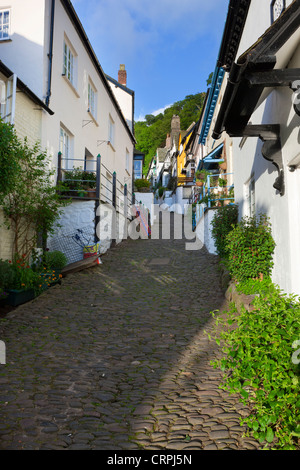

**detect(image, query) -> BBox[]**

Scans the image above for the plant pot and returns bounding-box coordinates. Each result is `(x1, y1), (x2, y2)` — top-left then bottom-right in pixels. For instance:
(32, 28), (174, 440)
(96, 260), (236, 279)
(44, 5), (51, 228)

(87, 188), (97, 198)
(219, 162), (227, 170)
(6, 288), (35, 307)
(196, 181), (203, 187)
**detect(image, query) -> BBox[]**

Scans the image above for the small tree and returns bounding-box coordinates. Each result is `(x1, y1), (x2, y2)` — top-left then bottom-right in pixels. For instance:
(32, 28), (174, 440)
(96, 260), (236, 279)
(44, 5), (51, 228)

(0, 118), (21, 198)
(1, 136), (69, 260)
(211, 204), (238, 258)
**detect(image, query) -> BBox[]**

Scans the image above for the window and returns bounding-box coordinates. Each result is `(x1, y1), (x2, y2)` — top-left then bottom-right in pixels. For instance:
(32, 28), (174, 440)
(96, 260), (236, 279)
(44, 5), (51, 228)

(0, 9), (10, 40)
(0, 74), (16, 124)
(271, 0), (286, 24)
(88, 81), (97, 119)
(108, 116), (115, 147)
(59, 126), (72, 170)
(63, 40), (75, 86)
(245, 176), (255, 218)
(125, 149), (130, 173)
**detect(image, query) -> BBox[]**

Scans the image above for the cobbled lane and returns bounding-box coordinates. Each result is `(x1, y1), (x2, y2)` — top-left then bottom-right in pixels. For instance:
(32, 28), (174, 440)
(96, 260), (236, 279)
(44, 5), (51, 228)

(0, 213), (262, 450)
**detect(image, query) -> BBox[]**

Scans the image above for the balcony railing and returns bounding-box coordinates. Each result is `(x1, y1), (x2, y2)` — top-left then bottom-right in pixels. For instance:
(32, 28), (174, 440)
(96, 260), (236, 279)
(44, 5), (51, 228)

(191, 173), (235, 230)
(57, 152), (100, 200)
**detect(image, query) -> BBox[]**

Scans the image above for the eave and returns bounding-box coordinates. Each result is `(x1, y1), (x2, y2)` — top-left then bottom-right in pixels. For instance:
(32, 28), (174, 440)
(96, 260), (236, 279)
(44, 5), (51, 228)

(212, 0), (300, 196)
(0, 60), (54, 115)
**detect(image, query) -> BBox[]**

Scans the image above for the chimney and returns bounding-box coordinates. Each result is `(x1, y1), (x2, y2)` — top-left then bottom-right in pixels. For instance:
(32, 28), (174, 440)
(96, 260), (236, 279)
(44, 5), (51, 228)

(118, 64), (127, 86)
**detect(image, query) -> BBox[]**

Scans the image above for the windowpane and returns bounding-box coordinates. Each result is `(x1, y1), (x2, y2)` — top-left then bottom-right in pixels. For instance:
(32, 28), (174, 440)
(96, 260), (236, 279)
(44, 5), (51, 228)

(0, 10), (9, 40)
(63, 41), (74, 85)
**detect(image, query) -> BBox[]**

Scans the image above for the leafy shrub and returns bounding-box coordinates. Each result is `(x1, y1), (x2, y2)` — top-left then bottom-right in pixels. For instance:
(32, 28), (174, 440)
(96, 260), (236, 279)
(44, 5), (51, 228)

(134, 179), (150, 190)
(44, 250), (67, 269)
(210, 284), (300, 449)
(226, 213), (275, 282)
(63, 168), (97, 191)
(158, 186), (165, 198)
(0, 257), (41, 292)
(210, 204), (238, 258)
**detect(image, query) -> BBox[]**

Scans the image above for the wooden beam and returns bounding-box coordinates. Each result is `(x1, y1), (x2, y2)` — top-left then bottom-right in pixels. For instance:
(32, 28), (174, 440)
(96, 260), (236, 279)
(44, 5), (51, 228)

(245, 69), (300, 88)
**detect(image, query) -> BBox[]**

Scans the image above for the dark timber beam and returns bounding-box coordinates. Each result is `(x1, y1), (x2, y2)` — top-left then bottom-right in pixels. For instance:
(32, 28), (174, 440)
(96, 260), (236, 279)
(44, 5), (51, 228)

(245, 69), (300, 88)
(231, 124), (285, 196)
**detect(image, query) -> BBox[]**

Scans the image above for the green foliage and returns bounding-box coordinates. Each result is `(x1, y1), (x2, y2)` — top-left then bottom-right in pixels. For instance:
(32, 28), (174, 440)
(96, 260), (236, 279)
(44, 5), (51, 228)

(210, 285), (300, 449)
(44, 250), (67, 270)
(0, 118), (21, 199)
(1, 136), (69, 259)
(158, 187), (165, 198)
(225, 213), (275, 282)
(135, 92), (205, 175)
(0, 256), (41, 293)
(210, 204), (238, 258)
(218, 178), (227, 187)
(63, 167), (96, 191)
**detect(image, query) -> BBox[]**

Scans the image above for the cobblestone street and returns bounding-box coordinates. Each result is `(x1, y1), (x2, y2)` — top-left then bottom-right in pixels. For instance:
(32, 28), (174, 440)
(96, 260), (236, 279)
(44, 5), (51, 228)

(0, 214), (262, 451)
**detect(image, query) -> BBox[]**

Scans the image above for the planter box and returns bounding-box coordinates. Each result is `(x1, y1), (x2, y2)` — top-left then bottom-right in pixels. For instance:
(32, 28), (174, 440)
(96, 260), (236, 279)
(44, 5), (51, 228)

(6, 289), (35, 307)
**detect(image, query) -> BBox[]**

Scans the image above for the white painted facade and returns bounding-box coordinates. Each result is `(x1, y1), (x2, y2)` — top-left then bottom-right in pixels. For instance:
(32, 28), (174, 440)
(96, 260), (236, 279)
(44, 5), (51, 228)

(224, 0), (300, 296)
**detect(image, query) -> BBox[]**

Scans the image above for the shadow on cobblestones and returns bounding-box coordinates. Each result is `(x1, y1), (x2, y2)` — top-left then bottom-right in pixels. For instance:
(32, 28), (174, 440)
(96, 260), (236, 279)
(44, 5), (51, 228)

(0, 213), (262, 450)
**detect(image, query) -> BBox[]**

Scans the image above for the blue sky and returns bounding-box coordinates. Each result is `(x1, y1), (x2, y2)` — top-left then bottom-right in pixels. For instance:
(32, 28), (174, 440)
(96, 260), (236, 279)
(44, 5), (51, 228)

(72, 0), (230, 122)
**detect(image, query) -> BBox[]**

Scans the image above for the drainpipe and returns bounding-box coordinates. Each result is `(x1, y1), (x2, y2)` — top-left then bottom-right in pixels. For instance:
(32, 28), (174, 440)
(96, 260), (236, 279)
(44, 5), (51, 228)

(45, 0), (55, 107)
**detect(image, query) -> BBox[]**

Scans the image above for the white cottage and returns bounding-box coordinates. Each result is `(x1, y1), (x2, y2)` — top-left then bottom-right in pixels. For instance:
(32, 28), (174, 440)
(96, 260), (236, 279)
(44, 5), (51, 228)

(0, 0), (136, 258)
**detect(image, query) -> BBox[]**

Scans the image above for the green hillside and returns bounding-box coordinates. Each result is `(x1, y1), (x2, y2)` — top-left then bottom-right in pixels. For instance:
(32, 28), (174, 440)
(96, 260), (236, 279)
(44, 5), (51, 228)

(134, 92), (206, 175)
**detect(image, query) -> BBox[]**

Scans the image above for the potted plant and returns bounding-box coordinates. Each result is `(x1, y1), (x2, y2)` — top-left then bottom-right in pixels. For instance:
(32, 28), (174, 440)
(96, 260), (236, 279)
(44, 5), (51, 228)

(0, 257), (41, 306)
(218, 177), (227, 188)
(44, 250), (67, 277)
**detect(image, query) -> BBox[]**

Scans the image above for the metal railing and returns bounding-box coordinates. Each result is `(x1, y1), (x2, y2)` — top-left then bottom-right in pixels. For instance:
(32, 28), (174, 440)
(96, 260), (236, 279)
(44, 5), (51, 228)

(191, 173), (235, 231)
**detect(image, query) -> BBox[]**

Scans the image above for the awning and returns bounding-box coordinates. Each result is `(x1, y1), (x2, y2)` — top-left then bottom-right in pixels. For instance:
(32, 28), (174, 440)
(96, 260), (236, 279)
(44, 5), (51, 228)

(204, 143), (224, 162)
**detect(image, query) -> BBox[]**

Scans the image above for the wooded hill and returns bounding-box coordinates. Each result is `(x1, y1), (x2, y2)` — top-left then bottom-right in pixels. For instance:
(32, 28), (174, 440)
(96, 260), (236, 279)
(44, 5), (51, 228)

(134, 92), (206, 175)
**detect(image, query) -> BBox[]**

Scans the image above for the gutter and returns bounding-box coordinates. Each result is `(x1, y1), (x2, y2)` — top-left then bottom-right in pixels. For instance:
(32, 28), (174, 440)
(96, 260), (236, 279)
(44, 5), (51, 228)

(45, 0), (55, 107)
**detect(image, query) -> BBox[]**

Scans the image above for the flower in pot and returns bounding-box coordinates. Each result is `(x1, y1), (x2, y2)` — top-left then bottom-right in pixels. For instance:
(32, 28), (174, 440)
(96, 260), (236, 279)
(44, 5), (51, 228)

(0, 257), (41, 305)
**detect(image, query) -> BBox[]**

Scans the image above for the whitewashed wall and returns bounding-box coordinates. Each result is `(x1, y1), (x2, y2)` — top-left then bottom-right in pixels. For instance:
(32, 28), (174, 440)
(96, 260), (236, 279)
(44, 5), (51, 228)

(231, 0), (300, 296)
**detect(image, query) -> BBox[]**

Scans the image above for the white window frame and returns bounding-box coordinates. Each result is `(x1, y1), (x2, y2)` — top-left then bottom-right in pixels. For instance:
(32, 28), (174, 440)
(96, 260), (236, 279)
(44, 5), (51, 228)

(244, 175), (255, 218)
(0, 9), (10, 41)
(63, 38), (77, 88)
(0, 74), (16, 124)
(59, 125), (73, 170)
(108, 115), (115, 148)
(125, 148), (130, 173)
(88, 80), (97, 120)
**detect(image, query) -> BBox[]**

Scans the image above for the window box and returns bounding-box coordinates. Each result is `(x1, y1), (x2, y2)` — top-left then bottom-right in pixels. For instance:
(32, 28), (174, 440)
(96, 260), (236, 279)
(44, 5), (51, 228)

(6, 288), (35, 307)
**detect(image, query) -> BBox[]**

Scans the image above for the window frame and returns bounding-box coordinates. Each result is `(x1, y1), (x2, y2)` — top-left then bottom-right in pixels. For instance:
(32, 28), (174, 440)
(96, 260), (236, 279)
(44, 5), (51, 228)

(108, 115), (115, 148)
(88, 80), (97, 120)
(59, 125), (73, 170)
(63, 38), (77, 88)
